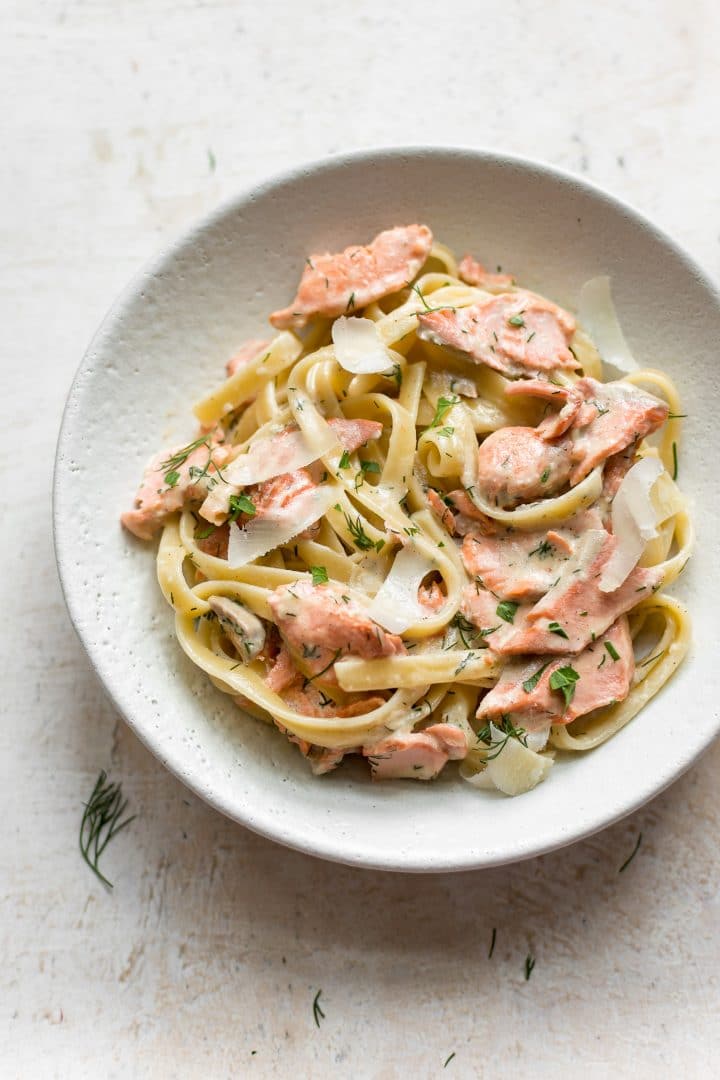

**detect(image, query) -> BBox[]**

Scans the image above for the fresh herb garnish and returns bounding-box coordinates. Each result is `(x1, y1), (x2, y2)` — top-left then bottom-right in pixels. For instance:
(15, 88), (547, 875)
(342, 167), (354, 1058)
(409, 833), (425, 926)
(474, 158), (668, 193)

(164, 469), (181, 488)
(549, 665), (579, 708)
(604, 640), (620, 662)
(522, 662), (551, 694)
(496, 600), (519, 624)
(303, 649), (342, 688)
(428, 395), (459, 430)
(360, 459), (381, 474)
(195, 524), (216, 540)
(79, 771), (135, 889)
(346, 291), (356, 310)
(508, 314), (525, 328)
(444, 1052), (456, 1068)
(312, 989), (325, 1028)
(667, 413), (686, 419)
(672, 441), (678, 481)
(539, 467), (550, 483)
(547, 621), (569, 639)
(161, 436), (216, 489)
(476, 715), (528, 759)
(529, 540), (554, 558)
(338, 450), (351, 469)
(525, 954), (536, 980)
(342, 511), (375, 551)
(436, 425), (455, 437)
(228, 493), (256, 519)
(310, 566), (329, 586)
(451, 613), (499, 649)
(411, 283), (456, 315)
(488, 927), (497, 959)
(618, 832), (643, 873)
(391, 362), (403, 389)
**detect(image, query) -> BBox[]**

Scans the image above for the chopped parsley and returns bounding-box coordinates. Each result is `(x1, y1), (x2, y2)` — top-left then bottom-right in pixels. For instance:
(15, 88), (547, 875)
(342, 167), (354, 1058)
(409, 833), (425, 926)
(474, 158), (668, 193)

(360, 459), (381, 474)
(508, 314), (525, 328)
(164, 469), (181, 488)
(496, 600), (519, 624)
(549, 665), (579, 708)
(338, 450), (351, 469)
(228, 493), (256, 519)
(310, 566), (329, 586)
(547, 621), (569, 639)
(522, 662), (551, 694)
(539, 467), (550, 483)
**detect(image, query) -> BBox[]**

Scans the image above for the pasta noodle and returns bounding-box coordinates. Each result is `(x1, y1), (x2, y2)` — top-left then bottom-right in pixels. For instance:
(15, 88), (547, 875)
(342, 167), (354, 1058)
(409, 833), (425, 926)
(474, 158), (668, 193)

(122, 228), (691, 792)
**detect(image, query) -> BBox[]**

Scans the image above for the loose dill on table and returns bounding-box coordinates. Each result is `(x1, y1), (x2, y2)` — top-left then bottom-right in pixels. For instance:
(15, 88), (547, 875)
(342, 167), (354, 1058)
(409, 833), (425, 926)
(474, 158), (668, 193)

(312, 989), (326, 1028)
(618, 832), (643, 873)
(79, 771), (135, 888)
(525, 954), (536, 980)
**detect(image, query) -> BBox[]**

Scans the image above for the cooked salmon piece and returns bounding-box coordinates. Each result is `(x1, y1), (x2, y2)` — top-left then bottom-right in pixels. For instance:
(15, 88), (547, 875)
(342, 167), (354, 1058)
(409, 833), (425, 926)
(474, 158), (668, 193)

(327, 416), (383, 453)
(269, 225), (433, 330)
(461, 509), (604, 602)
(416, 289), (578, 379)
(281, 681), (386, 719)
(201, 417), (382, 525)
(364, 723), (467, 780)
(426, 489), (457, 534)
(599, 445), (639, 510)
(495, 530), (662, 655)
(459, 583), (532, 651)
(476, 426), (572, 508)
(196, 521), (230, 559)
(429, 489), (498, 537)
(458, 254), (515, 290)
(265, 640), (298, 693)
(418, 579), (445, 611)
(121, 436), (231, 540)
(225, 338), (271, 378)
(568, 378), (668, 484)
(267, 580), (405, 682)
(504, 378), (585, 439)
(476, 616), (634, 728)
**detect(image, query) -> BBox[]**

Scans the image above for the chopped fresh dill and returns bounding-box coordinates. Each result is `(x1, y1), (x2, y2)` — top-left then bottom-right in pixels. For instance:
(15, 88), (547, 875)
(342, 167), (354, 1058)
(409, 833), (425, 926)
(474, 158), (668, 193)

(411, 282), (456, 315)
(444, 1052), (456, 1068)
(539, 467), (550, 483)
(604, 640), (620, 662)
(79, 771), (135, 888)
(303, 649), (342, 689)
(476, 715), (528, 760)
(525, 954), (536, 980)
(338, 450), (351, 470)
(672, 441), (678, 481)
(342, 511), (375, 551)
(488, 927), (497, 959)
(529, 540), (554, 558)
(428, 395), (460, 430)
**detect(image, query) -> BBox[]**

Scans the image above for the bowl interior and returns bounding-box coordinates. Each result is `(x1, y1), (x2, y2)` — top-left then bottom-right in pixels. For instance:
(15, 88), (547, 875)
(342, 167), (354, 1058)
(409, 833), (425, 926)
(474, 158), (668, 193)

(55, 148), (720, 871)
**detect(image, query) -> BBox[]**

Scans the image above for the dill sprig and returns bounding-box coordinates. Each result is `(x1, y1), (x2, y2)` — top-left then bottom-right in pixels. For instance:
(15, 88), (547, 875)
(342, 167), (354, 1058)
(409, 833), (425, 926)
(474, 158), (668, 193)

(312, 989), (325, 1028)
(618, 832), (643, 873)
(160, 435), (228, 491)
(79, 771), (135, 888)
(411, 283), (456, 316)
(341, 510), (375, 551)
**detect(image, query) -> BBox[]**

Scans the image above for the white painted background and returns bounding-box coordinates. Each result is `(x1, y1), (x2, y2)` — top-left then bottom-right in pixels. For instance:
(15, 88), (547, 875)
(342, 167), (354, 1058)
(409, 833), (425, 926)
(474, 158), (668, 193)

(3, 2), (720, 1076)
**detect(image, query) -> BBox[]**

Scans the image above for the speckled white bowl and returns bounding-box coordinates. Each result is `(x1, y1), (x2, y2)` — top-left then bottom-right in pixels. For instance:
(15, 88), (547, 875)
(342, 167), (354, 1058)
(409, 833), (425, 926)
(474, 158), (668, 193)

(54, 147), (720, 872)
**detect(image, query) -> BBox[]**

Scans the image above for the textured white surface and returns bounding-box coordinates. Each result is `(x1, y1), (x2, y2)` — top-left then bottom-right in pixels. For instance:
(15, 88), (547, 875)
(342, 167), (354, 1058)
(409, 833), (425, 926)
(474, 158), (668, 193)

(3, 1), (720, 1077)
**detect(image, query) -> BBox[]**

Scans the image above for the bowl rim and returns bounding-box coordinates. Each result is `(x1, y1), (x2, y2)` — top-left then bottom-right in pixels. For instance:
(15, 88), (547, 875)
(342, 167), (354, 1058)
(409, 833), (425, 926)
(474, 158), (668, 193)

(53, 144), (718, 872)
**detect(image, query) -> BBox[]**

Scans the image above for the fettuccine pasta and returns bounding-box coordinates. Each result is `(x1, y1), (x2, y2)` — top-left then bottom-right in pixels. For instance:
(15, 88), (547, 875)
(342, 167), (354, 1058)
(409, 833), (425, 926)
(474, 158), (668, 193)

(122, 225), (691, 794)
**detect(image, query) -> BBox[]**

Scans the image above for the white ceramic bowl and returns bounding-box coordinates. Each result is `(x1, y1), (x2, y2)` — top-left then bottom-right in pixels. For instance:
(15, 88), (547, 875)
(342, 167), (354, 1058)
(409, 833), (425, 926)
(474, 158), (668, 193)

(54, 147), (720, 872)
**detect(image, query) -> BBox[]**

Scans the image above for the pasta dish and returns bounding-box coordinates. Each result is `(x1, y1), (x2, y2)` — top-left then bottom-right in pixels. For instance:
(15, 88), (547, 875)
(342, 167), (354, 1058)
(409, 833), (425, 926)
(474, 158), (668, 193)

(122, 225), (691, 796)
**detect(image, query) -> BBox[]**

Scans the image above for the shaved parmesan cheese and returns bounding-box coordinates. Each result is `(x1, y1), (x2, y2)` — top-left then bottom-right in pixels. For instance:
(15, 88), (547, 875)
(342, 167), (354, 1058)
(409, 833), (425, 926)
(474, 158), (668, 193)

(578, 276), (638, 376)
(485, 723), (553, 796)
(201, 425), (338, 523)
(600, 456), (663, 592)
(367, 545), (439, 633)
(226, 484), (339, 568)
(331, 316), (395, 374)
